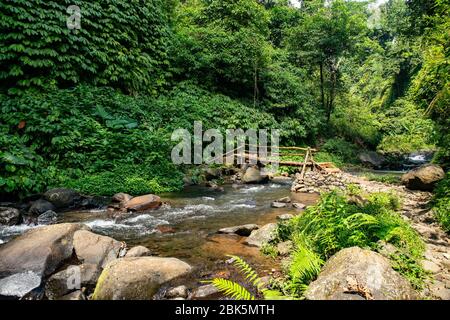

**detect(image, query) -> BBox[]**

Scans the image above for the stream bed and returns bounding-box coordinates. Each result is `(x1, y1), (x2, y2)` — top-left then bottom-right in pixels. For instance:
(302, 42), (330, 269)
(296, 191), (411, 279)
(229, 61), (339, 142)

(0, 177), (320, 292)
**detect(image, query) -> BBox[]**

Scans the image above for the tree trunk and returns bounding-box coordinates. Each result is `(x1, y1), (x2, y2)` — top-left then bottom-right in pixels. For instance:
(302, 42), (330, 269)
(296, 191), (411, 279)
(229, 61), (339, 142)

(253, 61), (259, 107)
(327, 65), (338, 123)
(319, 62), (325, 111)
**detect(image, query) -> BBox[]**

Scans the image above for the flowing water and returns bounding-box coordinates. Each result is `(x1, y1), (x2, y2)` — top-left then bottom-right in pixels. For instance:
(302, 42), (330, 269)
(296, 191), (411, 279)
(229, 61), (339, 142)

(0, 177), (320, 290)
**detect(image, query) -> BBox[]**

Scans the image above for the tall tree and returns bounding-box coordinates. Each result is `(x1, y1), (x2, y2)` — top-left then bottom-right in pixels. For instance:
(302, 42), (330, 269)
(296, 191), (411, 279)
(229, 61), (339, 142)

(171, 0), (271, 98)
(287, 0), (367, 122)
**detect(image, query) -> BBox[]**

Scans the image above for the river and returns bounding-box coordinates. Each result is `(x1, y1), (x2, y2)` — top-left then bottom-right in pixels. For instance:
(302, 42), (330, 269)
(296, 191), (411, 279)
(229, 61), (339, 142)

(0, 177), (320, 292)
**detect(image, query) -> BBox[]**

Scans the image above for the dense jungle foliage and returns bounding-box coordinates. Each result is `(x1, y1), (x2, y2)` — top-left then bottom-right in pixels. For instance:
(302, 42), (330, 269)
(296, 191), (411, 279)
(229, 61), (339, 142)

(0, 0), (448, 200)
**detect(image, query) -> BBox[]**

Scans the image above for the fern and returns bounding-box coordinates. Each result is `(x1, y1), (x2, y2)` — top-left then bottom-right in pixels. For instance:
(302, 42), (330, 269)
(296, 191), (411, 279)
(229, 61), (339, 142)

(288, 236), (323, 291)
(206, 255), (287, 300)
(227, 255), (264, 291)
(208, 278), (255, 300)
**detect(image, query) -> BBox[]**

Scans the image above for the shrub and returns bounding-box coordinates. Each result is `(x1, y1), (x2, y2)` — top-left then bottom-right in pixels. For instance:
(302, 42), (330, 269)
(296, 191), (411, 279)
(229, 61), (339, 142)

(377, 99), (436, 154)
(0, 86), (178, 197)
(433, 174), (450, 233)
(275, 191), (425, 295)
(0, 0), (172, 94)
(0, 83), (285, 197)
(363, 173), (401, 185)
(321, 138), (360, 164)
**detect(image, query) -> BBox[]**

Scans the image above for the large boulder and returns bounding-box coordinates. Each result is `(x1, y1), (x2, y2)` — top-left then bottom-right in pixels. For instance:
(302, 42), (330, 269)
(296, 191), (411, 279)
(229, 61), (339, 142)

(44, 188), (81, 209)
(123, 194), (162, 212)
(92, 257), (192, 300)
(0, 223), (86, 278)
(73, 230), (122, 268)
(37, 210), (58, 225)
(45, 264), (100, 299)
(125, 246), (151, 257)
(218, 224), (259, 237)
(401, 164), (445, 191)
(243, 223), (277, 248)
(305, 247), (417, 300)
(0, 207), (20, 226)
(242, 167), (269, 184)
(28, 199), (55, 216)
(112, 193), (133, 204)
(0, 223), (87, 298)
(359, 151), (386, 169)
(110, 193), (133, 210)
(204, 167), (222, 181)
(0, 271), (41, 298)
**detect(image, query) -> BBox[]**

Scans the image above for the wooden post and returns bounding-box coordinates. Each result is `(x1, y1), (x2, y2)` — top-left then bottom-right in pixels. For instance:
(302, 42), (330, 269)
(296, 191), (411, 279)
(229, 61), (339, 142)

(300, 148), (310, 180)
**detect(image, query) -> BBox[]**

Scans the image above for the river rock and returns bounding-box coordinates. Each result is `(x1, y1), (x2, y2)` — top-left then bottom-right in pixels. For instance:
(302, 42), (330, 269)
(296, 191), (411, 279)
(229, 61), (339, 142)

(60, 290), (86, 300)
(0, 223), (86, 278)
(73, 230), (121, 268)
(79, 196), (107, 209)
(277, 214), (294, 221)
(123, 194), (162, 212)
(126, 246), (151, 257)
(45, 264), (100, 299)
(218, 224), (259, 236)
(277, 241), (293, 256)
(422, 260), (441, 274)
(243, 223), (277, 248)
(0, 271), (42, 298)
(0, 223), (87, 297)
(37, 210), (58, 225)
(276, 197), (291, 203)
(359, 151), (386, 168)
(242, 167), (269, 184)
(165, 285), (189, 299)
(28, 199), (55, 216)
(192, 284), (221, 300)
(292, 202), (306, 210)
(112, 193), (133, 204)
(44, 188), (81, 209)
(271, 201), (287, 208)
(401, 164), (445, 191)
(204, 167), (222, 181)
(305, 247), (417, 300)
(0, 207), (20, 226)
(92, 257), (192, 300)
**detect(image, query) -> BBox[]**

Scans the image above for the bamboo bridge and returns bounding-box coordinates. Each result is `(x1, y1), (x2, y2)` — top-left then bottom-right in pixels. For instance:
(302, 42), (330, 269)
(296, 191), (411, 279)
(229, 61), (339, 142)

(221, 145), (340, 179)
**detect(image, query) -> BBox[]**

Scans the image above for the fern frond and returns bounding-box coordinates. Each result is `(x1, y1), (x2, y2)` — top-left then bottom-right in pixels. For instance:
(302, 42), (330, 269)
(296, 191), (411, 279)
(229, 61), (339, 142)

(289, 236), (323, 287)
(226, 255), (261, 288)
(208, 278), (255, 300)
(344, 213), (379, 229)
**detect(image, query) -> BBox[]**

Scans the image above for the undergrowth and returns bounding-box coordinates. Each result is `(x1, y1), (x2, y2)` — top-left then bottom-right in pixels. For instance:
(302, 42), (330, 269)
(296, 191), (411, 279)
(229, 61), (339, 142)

(272, 190), (426, 297)
(433, 173), (450, 233)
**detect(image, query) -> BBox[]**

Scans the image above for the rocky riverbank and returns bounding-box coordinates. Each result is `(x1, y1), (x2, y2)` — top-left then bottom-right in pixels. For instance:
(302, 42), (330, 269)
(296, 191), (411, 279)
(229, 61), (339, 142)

(341, 171), (450, 300)
(0, 222), (193, 300)
(0, 164), (448, 300)
(289, 165), (449, 300)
